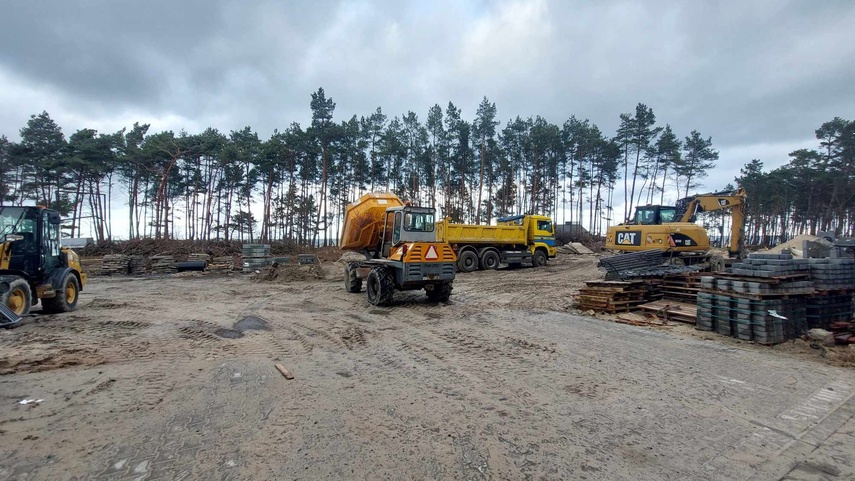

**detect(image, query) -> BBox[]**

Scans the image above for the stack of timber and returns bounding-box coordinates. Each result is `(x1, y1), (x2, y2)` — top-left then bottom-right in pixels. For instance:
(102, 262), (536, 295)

(128, 255), (146, 275)
(149, 254), (177, 274)
(242, 244), (271, 273)
(188, 253), (211, 265)
(101, 254), (130, 276)
(660, 273), (703, 303)
(696, 253), (815, 344)
(208, 255), (235, 273)
(576, 280), (647, 313)
(636, 299), (697, 324)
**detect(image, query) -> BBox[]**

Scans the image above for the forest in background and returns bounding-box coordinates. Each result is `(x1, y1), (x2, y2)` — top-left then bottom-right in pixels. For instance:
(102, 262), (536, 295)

(0, 87), (853, 246)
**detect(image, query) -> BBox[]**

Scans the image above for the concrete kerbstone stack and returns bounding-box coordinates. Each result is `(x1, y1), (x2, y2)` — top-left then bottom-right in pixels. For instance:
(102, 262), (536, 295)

(242, 244), (271, 273)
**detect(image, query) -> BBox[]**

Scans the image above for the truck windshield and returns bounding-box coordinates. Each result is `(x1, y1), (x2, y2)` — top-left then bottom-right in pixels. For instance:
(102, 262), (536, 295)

(404, 212), (434, 232)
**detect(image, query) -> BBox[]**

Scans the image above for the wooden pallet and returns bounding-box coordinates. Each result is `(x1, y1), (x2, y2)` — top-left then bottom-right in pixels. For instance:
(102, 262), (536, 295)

(576, 280), (648, 313)
(636, 300), (697, 324)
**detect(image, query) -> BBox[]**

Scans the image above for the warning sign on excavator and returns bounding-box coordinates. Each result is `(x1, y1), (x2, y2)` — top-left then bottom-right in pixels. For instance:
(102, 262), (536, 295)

(425, 245), (439, 260)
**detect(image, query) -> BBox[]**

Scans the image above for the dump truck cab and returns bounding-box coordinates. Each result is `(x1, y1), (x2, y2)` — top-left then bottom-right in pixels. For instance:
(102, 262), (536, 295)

(1, 206), (87, 325)
(340, 193), (456, 306)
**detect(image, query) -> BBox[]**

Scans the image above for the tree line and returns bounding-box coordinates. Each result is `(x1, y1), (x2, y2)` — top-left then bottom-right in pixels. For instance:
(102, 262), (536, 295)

(1, 88), (735, 244)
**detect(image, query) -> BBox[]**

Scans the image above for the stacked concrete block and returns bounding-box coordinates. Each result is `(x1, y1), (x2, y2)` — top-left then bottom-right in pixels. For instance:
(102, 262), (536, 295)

(242, 244), (271, 273)
(806, 294), (854, 329)
(808, 258), (855, 290)
(730, 253), (811, 278)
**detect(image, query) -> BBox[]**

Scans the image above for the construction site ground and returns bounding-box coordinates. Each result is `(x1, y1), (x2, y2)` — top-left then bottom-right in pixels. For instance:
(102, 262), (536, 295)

(1, 255), (853, 480)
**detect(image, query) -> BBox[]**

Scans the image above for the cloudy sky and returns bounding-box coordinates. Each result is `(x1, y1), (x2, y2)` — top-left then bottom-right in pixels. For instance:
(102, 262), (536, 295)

(1, 0), (853, 205)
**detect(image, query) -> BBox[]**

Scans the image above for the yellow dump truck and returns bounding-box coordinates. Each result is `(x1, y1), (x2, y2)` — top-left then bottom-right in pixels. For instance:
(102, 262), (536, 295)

(339, 193), (456, 306)
(436, 215), (557, 272)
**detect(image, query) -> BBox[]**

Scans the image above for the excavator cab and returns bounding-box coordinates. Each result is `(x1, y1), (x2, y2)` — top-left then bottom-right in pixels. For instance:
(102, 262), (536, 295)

(630, 205), (678, 225)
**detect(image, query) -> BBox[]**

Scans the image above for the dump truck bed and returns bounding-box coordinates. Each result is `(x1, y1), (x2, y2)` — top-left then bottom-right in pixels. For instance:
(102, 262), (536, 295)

(339, 193), (404, 251)
(436, 219), (527, 245)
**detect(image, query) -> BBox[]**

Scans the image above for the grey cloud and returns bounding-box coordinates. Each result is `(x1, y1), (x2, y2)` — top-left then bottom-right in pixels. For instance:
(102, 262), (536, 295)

(0, 0), (852, 182)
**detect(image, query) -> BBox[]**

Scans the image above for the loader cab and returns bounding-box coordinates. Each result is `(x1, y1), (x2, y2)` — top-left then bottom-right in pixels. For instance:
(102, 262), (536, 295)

(630, 205), (678, 226)
(0, 206), (63, 276)
(380, 206), (436, 258)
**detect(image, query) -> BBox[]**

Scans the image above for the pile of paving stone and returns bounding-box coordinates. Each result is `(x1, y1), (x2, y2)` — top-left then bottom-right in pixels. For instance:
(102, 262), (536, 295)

(808, 258), (855, 290)
(101, 254), (130, 275)
(149, 254), (177, 274)
(730, 253), (811, 277)
(242, 244), (271, 273)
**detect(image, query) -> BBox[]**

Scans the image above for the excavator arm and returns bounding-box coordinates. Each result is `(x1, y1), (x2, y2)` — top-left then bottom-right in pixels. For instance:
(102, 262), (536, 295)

(676, 188), (747, 256)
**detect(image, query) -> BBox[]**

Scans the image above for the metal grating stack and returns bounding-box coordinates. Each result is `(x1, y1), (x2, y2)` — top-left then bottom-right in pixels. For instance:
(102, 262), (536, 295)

(242, 244), (271, 273)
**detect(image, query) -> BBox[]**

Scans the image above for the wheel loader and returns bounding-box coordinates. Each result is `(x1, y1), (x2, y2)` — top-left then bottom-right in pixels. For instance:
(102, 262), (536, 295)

(1, 206), (87, 326)
(605, 188), (748, 270)
(339, 193), (456, 306)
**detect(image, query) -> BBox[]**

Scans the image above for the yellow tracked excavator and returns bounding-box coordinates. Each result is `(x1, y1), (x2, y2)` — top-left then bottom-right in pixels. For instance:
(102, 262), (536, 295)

(339, 193), (456, 306)
(1, 206), (87, 326)
(605, 188), (748, 270)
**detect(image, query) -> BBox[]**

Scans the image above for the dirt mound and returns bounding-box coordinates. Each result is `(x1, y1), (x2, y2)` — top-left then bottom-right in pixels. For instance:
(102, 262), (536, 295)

(337, 251), (367, 264)
(767, 235), (832, 256)
(251, 263), (326, 283)
(77, 238), (302, 260)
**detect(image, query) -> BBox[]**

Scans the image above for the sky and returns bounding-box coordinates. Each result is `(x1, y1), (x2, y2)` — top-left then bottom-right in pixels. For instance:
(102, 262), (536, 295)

(1, 0), (854, 236)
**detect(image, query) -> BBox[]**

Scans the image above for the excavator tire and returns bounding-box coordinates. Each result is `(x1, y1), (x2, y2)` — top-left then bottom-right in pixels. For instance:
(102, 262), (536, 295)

(2, 278), (32, 317)
(426, 282), (453, 302)
(42, 272), (80, 314)
(366, 267), (395, 306)
(457, 250), (479, 272)
(344, 262), (363, 293)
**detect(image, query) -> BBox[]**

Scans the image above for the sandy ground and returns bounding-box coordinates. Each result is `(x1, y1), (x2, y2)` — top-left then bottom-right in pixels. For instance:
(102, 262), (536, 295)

(0, 255), (853, 480)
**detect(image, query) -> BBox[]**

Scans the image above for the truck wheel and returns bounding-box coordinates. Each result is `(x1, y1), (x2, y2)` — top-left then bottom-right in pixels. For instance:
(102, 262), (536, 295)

(426, 282), (453, 302)
(457, 250), (478, 272)
(42, 273), (80, 314)
(2, 278), (32, 316)
(480, 250), (501, 270)
(344, 262), (363, 293)
(532, 250), (548, 267)
(366, 267), (395, 306)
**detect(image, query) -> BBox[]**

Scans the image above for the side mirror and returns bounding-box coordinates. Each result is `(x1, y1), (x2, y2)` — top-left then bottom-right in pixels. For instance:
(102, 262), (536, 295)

(3, 234), (24, 243)
(48, 212), (62, 225)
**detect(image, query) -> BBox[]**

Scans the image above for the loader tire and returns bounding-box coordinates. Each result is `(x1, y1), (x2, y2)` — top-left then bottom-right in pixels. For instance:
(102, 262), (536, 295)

(344, 262), (363, 293)
(366, 267), (395, 306)
(41, 272), (80, 314)
(426, 282), (453, 302)
(2, 278), (32, 317)
(457, 250), (479, 272)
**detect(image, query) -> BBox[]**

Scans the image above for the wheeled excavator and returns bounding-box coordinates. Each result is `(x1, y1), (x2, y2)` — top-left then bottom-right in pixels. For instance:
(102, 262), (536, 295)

(605, 188), (748, 270)
(1, 206), (87, 326)
(339, 193), (456, 306)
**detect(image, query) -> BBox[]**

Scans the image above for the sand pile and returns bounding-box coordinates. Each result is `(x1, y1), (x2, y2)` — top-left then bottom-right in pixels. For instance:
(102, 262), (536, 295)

(336, 251), (367, 264)
(768, 235), (832, 257)
(252, 263), (326, 283)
